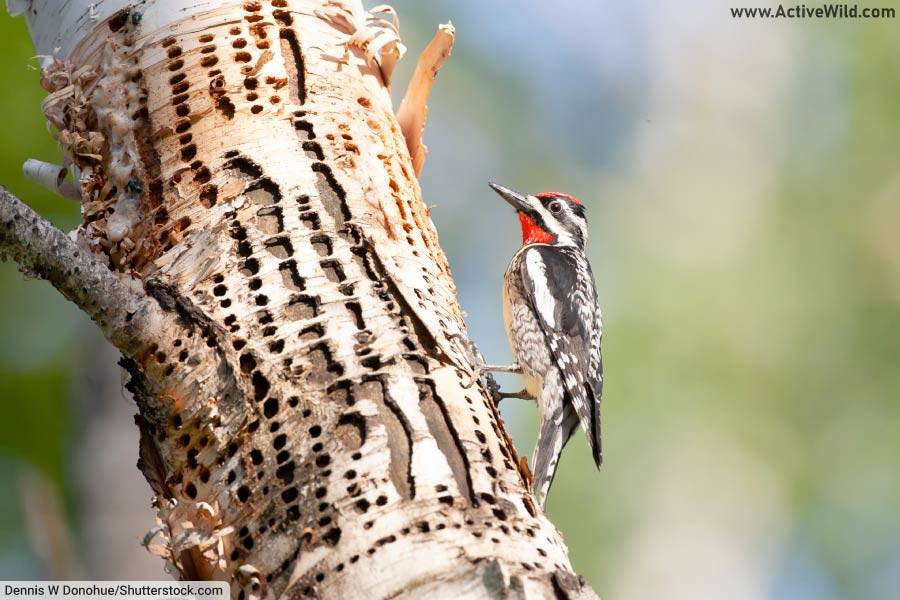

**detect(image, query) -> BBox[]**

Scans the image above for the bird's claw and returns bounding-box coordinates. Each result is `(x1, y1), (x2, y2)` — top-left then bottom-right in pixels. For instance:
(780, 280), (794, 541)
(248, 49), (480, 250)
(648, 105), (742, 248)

(499, 389), (535, 402)
(444, 333), (527, 404)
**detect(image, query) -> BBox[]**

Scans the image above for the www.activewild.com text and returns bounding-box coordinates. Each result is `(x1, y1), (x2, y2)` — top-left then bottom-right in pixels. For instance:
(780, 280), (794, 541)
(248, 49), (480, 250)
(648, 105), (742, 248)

(731, 4), (896, 18)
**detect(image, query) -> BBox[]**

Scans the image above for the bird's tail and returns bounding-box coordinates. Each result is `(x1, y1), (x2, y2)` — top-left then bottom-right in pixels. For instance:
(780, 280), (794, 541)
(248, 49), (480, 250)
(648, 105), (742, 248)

(531, 402), (579, 508)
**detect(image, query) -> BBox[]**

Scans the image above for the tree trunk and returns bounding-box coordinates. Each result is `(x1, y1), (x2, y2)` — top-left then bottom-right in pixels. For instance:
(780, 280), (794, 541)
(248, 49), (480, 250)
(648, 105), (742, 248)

(3, 1), (598, 598)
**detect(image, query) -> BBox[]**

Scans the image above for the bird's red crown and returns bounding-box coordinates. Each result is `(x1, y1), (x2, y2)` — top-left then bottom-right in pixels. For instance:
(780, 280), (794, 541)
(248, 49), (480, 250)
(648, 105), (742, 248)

(536, 191), (583, 206)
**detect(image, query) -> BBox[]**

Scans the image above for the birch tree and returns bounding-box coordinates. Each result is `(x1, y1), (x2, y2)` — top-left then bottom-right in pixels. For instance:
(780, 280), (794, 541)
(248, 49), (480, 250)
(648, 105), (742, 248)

(1, 1), (599, 598)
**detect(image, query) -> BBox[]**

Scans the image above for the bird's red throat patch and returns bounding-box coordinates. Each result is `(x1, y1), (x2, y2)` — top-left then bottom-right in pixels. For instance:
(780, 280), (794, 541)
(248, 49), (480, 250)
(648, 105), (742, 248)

(519, 212), (556, 245)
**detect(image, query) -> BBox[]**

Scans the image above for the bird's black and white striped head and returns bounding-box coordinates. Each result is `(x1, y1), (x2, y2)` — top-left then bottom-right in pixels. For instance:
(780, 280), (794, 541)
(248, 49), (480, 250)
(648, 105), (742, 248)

(489, 182), (588, 249)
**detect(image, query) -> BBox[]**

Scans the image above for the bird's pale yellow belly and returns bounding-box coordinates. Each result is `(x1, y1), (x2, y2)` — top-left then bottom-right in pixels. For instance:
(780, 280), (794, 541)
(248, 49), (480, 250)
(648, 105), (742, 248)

(503, 262), (546, 399)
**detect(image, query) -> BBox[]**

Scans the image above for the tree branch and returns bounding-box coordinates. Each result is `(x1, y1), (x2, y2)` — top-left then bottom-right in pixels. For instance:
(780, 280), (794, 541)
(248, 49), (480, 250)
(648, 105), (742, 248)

(0, 187), (232, 407)
(0, 186), (154, 351)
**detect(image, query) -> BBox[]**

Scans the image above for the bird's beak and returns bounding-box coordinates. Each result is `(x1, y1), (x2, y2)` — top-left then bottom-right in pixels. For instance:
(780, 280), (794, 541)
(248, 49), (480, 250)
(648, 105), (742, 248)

(489, 182), (531, 213)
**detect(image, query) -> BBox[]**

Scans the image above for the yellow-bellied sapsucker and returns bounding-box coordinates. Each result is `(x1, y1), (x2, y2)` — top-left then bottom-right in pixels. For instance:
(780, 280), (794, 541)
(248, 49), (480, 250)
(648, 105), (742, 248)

(485, 182), (603, 507)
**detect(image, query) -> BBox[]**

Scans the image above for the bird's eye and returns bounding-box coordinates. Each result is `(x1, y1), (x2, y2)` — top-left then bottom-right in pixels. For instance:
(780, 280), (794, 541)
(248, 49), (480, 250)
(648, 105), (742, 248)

(549, 201), (562, 214)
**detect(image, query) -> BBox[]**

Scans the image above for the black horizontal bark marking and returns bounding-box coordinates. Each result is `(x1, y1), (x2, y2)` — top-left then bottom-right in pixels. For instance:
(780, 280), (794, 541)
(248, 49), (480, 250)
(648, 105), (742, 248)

(245, 177), (282, 205)
(223, 154), (263, 178)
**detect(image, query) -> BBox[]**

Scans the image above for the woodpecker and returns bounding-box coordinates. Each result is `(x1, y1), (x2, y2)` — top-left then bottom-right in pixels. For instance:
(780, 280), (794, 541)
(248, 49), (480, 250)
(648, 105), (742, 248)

(485, 181), (603, 507)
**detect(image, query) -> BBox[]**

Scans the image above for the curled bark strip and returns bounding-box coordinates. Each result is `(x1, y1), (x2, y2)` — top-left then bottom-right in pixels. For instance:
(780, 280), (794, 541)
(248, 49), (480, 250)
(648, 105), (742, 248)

(397, 22), (454, 175)
(22, 159), (81, 200)
(315, 1), (407, 85)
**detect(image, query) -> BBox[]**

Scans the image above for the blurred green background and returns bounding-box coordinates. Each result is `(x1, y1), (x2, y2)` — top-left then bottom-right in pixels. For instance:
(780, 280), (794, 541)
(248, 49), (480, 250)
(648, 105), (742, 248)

(2, 1), (899, 598)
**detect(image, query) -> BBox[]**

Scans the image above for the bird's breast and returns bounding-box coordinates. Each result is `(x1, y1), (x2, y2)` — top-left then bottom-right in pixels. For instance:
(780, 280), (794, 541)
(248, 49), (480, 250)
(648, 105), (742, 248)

(502, 259), (555, 392)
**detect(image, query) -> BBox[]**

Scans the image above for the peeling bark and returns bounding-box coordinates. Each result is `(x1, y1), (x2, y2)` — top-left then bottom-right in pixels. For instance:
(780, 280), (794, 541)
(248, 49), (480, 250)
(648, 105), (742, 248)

(4, 1), (599, 599)
(397, 23), (454, 176)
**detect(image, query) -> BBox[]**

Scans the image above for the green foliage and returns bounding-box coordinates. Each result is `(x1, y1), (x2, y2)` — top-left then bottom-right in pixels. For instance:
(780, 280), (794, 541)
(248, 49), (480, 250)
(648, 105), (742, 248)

(0, 10), (80, 553)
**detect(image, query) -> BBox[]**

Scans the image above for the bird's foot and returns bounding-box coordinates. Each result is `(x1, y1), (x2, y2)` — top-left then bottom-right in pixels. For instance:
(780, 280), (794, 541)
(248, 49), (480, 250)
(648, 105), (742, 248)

(498, 388), (535, 402)
(443, 332), (527, 404)
(479, 364), (529, 404)
(481, 363), (522, 374)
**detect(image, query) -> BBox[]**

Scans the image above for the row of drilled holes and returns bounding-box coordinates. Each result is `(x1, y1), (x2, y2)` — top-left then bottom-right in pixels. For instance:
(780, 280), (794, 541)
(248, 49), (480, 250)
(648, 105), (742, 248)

(322, 105), (547, 556)
(154, 13), (527, 590)
(283, 498), (555, 599)
(357, 96), (475, 381)
(298, 120), (495, 525)
(228, 13), (287, 114)
(154, 8), (536, 592)
(214, 146), (350, 569)
(211, 129), (438, 582)
(214, 149), (432, 581)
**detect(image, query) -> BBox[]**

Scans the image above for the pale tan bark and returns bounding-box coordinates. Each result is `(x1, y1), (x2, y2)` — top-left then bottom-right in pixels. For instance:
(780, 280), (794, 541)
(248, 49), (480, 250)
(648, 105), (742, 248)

(2, 1), (599, 598)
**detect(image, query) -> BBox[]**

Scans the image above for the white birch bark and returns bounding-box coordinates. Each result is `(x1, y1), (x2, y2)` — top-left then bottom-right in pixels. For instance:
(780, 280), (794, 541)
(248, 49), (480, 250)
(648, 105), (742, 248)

(3, 1), (600, 598)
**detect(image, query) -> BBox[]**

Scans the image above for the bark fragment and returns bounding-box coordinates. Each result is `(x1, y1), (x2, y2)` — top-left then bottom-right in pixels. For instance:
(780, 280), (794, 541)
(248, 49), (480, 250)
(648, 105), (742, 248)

(397, 22), (455, 176)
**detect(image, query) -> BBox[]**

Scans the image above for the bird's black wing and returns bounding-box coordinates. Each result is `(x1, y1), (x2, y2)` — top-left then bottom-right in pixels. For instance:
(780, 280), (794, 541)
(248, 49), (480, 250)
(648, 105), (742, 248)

(519, 245), (603, 469)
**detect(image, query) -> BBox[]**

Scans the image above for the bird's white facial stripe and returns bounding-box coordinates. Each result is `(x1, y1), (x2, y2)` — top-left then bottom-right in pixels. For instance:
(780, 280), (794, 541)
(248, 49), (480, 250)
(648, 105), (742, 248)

(525, 251), (556, 327)
(528, 195), (577, 246)
(527, 195), (551, 221)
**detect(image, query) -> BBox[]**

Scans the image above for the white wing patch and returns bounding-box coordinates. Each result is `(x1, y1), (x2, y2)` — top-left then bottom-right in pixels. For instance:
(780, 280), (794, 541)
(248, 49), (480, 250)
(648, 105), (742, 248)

(524, 250), (557, 328)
